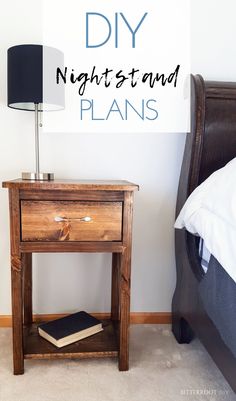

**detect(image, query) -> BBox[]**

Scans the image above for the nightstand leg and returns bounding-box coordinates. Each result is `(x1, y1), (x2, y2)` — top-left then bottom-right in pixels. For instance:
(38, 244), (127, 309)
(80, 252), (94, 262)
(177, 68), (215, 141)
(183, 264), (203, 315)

(118, 249), (131, 371)
(118, 191), (133, 371)
(11, 255), (24, 375)
(23, 253), (33, 325)
(111, 253), (120, 321)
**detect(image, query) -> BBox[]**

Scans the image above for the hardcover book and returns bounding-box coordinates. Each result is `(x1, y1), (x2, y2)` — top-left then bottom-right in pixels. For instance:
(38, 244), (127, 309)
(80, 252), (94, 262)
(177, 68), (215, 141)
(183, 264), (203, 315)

(38, 311), (103, 348)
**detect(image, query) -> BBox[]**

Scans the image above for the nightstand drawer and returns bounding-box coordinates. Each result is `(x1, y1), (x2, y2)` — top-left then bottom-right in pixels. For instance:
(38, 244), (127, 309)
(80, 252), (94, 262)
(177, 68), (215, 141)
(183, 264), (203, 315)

(21, 201), (122, 241)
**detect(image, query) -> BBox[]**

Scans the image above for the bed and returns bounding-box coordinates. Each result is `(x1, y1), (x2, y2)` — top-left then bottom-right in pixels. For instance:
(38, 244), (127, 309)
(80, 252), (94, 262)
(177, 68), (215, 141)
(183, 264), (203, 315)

(172, 74), (236, 392)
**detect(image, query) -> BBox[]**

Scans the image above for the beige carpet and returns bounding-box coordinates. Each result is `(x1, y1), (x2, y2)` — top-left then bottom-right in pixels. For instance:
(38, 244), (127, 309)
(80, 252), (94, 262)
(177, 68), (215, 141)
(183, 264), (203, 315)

(0, 325), (235, 401)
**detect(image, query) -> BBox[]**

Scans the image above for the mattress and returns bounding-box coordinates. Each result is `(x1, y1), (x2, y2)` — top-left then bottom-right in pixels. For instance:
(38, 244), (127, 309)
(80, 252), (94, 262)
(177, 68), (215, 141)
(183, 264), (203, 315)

(198, 253), (236, 359)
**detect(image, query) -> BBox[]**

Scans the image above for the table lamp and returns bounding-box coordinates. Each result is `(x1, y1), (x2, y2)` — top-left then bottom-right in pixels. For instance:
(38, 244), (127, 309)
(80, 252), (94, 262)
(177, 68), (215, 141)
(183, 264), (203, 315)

(7, 44), (64, 180)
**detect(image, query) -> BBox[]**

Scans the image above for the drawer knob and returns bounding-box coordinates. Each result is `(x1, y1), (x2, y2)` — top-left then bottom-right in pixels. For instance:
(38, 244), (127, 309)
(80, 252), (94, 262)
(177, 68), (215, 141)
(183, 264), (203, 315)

(54, 216), (92, 223)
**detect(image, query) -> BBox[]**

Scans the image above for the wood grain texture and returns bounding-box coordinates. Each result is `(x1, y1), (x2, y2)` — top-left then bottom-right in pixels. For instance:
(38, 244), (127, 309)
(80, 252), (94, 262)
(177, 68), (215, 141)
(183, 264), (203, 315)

(24, 320), (118, 360)
(21, 201), (122, 242)
(3, 179), (138, 374)
(111, 253), (121, 321)
(20, 241), (124, 253)
(20, 190), (124, 201)
(9, 189), (24, 375)
(119, 191), (133, 371)
(22, 253), (32, 326)
(3, 179), (139, 192)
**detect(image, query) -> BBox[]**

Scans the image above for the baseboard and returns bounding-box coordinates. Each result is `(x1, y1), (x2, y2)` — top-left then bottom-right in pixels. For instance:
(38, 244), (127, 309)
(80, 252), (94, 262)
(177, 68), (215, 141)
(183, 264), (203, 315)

(0, 312), (172, 327)
(130, 312), (171, 324)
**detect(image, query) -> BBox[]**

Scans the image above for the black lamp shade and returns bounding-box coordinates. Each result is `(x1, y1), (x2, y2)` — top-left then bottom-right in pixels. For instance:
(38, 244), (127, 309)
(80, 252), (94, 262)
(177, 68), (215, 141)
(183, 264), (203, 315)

(8, 44), (64, 111)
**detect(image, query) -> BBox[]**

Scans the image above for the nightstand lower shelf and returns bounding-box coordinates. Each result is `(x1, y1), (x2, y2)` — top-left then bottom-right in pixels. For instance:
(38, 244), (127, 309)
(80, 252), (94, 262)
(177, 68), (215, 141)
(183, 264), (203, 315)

(24, 320), (118, 360)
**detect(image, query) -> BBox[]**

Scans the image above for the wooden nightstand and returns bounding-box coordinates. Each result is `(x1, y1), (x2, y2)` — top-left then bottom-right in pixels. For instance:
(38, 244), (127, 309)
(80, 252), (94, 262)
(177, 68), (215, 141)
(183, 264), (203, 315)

(2, 179), (138, 375)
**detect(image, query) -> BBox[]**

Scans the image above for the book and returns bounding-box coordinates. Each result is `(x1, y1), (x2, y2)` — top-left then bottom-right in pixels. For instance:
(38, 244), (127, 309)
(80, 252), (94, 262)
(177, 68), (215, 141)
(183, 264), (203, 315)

(38, 311), (103, 348)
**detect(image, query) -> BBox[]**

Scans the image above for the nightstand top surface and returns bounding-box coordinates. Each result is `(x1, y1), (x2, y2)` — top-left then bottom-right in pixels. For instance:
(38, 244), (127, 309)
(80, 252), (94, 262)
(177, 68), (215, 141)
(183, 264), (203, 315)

(2, 179), (139, 192)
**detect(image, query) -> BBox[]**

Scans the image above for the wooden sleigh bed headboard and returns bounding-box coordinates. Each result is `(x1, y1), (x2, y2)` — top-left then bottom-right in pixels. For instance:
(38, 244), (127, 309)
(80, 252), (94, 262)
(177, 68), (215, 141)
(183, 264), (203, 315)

(173, 74), (236, 392)
(176, 74), (236, 216)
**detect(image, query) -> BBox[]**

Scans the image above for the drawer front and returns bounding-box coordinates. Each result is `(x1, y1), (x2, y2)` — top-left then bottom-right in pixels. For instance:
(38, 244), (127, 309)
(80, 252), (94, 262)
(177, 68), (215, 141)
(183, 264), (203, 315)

(21, 201), (122, 242)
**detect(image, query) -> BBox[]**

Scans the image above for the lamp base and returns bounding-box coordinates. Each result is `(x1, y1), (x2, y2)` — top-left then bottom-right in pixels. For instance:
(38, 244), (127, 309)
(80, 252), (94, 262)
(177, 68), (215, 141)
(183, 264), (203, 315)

(22, 172), (54, 181)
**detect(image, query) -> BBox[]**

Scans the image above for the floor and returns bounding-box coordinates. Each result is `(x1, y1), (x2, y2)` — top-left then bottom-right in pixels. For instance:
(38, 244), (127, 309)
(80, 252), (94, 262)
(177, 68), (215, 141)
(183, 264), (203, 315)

(0, 325), (235, 401)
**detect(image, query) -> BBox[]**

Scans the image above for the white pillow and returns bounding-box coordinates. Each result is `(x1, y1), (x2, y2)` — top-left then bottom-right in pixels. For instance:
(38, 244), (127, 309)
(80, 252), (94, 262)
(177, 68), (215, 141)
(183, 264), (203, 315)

(175, 157), (236, 283)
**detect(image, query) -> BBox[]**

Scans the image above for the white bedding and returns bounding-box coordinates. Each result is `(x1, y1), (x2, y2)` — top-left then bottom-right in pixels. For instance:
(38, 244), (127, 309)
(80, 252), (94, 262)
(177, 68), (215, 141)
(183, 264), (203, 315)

(175, 157), (236, 284)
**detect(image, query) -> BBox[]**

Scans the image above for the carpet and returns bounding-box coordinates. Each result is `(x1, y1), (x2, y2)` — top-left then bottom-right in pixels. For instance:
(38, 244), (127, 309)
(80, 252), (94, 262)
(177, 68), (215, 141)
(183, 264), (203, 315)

(0, 325), (234, 401)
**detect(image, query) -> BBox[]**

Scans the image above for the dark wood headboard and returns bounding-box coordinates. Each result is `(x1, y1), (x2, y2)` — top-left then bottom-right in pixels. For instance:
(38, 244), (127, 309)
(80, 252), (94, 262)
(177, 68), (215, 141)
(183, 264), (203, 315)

(173, 75), (236, 392)
(176, 74), (236, 216)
